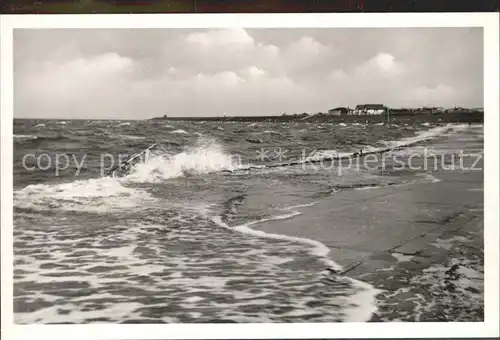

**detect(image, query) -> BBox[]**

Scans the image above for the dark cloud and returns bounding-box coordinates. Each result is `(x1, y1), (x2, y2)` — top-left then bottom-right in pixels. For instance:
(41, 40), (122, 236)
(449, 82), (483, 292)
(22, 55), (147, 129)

(14, 28), (483, 119)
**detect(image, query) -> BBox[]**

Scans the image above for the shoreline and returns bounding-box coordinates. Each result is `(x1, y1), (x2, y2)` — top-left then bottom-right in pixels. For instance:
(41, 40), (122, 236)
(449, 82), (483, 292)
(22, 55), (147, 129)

(151, 111), (483, 124)
(255, 129), (484, 321)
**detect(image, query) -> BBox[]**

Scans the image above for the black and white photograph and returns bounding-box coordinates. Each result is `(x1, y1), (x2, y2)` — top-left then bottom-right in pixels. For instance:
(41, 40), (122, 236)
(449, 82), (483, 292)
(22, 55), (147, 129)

(1, 14), (499, 339)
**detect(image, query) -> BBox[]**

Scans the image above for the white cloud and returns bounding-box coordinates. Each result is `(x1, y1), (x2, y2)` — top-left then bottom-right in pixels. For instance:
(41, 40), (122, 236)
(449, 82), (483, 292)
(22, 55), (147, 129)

(354, 52), (404, 78)
(286, 36), (328, 58)
(241, 66), (268, 80)
(185, 28), (254, 48)
(329, 69), (349, 82)
(181, 28), (280, 75)
(283, 36), (332, 72)
(412, 84), (455, 105)
(373, 53), (397, 72)
(23, 53), (130, 98)
(62, 53), (133, 75)
(194, 71), (245, 88)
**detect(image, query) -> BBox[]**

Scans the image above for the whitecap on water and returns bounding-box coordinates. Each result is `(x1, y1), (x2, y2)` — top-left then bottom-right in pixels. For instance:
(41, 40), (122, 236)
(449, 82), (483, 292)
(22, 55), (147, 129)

(382, 123), (457, 149)
(124, 139), (241, 183)
(262, 130), (284, 135)
(171, 129), (188, 134)
(14, 134), (38, 140)
(14, 177), (154, 213)
(119, 135), (145, 140)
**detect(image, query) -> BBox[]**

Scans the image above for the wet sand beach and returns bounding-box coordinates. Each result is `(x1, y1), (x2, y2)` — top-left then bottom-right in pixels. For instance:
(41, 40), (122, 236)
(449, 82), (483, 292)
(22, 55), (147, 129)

(258, 125), (484, 321)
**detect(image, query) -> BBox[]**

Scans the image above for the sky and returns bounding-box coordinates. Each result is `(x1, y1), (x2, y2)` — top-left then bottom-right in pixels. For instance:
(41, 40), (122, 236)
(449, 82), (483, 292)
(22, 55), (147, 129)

(14, 27), (483, 119)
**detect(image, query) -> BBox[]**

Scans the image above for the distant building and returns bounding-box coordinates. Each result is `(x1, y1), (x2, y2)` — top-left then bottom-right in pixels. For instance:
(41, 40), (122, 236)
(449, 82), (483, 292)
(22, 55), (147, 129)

(426, 107), (446, 114)
(328, 107), (349, 116)
(352, 104), (386, 115)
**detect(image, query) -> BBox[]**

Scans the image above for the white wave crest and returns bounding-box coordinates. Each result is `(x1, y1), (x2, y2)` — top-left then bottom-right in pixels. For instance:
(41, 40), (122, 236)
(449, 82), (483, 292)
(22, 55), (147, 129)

(262, 130), (284, 135)
(303, 124), (460, 164)
(383, 123), (456, 148)
(120, 135), (145, 140)
(124, 139), (241, 183)
(171, 129), (188, 134)
(14, 134), (38, 140)
(14, 177), (153, 213)
(34, 123), (46, 128)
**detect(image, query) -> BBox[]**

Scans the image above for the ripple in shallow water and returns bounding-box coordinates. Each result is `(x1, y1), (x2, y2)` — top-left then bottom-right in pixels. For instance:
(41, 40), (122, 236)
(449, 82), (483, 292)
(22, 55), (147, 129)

(14, 205), (378, 323)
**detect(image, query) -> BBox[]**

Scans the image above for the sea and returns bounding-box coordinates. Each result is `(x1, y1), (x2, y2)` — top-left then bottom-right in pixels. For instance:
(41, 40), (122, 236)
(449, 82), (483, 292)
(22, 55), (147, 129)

(12, 119), (476, 323)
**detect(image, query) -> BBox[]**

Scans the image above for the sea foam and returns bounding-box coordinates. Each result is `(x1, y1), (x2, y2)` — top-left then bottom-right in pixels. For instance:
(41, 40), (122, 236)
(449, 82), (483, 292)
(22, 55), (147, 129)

(124, 139), (241, 183)
(14, 177), (153, 213)
(210, 202), (382, 322)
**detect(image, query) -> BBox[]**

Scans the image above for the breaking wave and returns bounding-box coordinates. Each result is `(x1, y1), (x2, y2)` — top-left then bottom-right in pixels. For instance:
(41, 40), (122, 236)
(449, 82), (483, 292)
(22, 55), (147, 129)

(14, 134), (38, 140)
(171, 129), (188, 134)
(14, 177), (154, 213)
(14, 135), (71, 144)
(124, 139), (242, 183)
(305, 124), (462, 163)
(382, 123), (457, 148)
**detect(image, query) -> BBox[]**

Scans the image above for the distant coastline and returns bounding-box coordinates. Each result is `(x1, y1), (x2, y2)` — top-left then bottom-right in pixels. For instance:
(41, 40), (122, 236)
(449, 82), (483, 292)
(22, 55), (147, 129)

(13, 109), (483, 124)
(149, 110), (483, 124)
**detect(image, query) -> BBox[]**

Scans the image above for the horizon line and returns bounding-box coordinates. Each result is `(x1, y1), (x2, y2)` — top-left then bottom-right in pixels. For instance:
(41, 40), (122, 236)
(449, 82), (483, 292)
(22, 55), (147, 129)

(14, 110), (484, 121)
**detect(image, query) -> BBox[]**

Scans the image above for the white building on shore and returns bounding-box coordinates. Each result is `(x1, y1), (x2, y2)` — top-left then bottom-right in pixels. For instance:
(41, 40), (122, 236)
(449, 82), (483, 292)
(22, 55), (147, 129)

(352, 104), (386, 115)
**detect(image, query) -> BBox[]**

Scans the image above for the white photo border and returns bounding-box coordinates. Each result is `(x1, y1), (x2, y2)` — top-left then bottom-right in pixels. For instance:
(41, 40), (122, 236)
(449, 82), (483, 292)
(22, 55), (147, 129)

(1, 12), (499, 340)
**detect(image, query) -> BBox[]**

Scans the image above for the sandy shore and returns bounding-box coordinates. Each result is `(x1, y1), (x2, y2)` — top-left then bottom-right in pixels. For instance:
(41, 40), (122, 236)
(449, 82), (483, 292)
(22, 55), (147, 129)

(258, 127), (484, 321)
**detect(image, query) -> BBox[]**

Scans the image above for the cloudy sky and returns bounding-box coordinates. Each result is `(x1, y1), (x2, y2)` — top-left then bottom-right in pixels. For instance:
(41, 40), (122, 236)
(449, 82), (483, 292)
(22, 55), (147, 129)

(14, 28), (483, 119)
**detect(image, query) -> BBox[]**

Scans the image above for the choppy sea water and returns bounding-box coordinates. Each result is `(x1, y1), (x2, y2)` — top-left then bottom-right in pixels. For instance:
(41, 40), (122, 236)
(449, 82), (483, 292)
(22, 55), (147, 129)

(13, 119), (474, 323)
